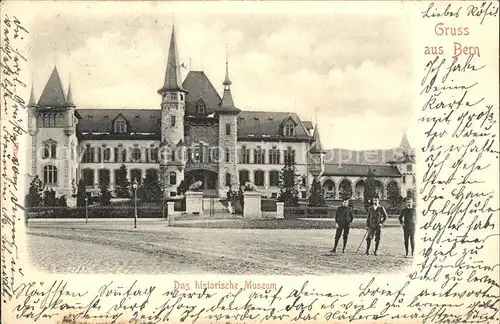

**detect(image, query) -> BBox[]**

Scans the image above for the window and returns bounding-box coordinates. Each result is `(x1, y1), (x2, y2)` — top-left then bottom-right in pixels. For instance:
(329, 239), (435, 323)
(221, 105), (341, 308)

(284, 123), (295, 136)
(225, 149), (230, 163)
(225, 123), (231, 135)
(180, 94), (184, 101)
(43, 165), (58, 184)
(131, 148), (141, 162)
(240, 146), (250, 164)
(269, 146), (280, 164)
(239, 170), (249, 184)
(42, 113), (56, 127)
(402, 175), (406, 184)
(42, 140), (57, 159)
(103, 148), (111, 162)
(407, 164), (413, 172)
(171, 150), (176, 162)
(82, 169), (94, 186)
(254, 147), (265, 164)
(269, 171), (280, 187)
(149, 148), (158, 162)
(169, 171), (177, 185)
(254, 170), (264, 186)
(82, 145), (94, 163)
(196, 101), (206, 117)
(284, 146), (295, 164)
(412, 175), (416, 184)
(114, 119), (127, 133)
(170, 93), (178, 100)
(225, 173), (231, 186)
(96, 147), (102, 163)
(171, 115), (176, 127)
(99, 169), (110, 186)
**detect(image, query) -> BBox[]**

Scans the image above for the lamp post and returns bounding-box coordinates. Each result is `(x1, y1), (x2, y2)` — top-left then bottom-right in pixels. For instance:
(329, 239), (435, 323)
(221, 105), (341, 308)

(85, 196), (88, 224)
(132, 180), (138, 229)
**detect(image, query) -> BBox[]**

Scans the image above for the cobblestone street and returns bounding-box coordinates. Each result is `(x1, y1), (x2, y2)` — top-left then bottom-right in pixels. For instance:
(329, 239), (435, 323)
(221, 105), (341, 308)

(27, 219), (413, 275)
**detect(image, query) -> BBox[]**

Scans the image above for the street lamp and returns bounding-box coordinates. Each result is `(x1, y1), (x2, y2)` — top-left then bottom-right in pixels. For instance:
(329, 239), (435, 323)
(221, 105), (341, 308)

(84, 196), (88, 224)
(132, 180), (138, 229)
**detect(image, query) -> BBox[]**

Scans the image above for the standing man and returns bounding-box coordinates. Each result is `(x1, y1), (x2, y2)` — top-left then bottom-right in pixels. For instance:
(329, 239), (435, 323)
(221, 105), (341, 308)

(365, 197), (387, 256)
(331, 198), (354, 253)
(399, 198), (416, 258)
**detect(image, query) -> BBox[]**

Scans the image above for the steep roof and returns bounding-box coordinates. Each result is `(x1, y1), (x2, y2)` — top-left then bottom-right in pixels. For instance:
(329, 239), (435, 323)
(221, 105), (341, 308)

(217, 61), (240, 115)
(158, 25), (186, 93)
(400, 133), (411, 149)
(28, 83), (37, 107)
(37, 66), (70, 108)
(302, 121), (313, 130)
(323, 164), (401, 177)
(76, 109), (161, 134)
(309, 124), (324, 153)
(237, 111), (311, 140)
(66, 82), (75, 107)
(182, 71), (221, 116)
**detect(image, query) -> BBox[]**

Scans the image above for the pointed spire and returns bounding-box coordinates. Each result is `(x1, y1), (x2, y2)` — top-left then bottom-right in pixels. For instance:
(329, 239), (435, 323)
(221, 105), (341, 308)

(400, 133), (411, 149)
(217, 52), (240, 115)
(158, 24), (186, 94)
(28, 83), (37, 107)
(66, 81), (75, 107)
(38, 66), (69, 108)
(309, 124), (325, 154)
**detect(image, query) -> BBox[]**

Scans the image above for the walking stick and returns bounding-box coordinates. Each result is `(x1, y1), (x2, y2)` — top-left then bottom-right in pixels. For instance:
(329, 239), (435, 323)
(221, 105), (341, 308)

(356, 228), (369, 254)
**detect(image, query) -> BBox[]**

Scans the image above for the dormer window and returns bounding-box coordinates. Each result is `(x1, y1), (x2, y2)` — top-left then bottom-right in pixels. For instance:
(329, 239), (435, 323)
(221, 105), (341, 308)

(284, 123), (295, 136)
(170, 93), (178, 100)
(196, 100), (207, 117)
(114, 118), (127, 133)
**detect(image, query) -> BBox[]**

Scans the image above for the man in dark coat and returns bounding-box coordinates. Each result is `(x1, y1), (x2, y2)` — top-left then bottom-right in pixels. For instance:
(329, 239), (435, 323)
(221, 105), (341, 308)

(365, 197), (387, 256)
(331, 198), (354, 253)
(399, 198), (416, 257)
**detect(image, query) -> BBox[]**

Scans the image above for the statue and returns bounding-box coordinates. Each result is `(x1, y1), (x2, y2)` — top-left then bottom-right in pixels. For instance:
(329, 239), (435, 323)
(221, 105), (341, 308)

(188, 181), (203, 191)
(244, 181), (258, 192)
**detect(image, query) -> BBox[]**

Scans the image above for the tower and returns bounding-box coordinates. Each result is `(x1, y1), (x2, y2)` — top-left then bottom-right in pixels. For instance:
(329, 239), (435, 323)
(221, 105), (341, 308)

(158, 24), (188, 197)
(308, 123), (325, 178)
(389, 133), (416, 198)
(216, 56), (241, 197)
(28, 67), (79, 206)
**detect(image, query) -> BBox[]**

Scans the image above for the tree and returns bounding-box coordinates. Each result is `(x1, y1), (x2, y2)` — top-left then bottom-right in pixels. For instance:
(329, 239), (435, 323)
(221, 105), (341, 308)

(99, 184), (112, 206)
(363, 169), (377, 209)
(308, 177), (325, 207)
(76, 178), (87, 207)
(387, 181), (403, 207)
(138, 169), (162, 202)
(176, 179), (189, 196)
(339, 180), (353, 201)
(278, 159), (300, 207)
(25, 175), (44, 210)
(114, 164), (131, 198)
(43, 189), (57, 207)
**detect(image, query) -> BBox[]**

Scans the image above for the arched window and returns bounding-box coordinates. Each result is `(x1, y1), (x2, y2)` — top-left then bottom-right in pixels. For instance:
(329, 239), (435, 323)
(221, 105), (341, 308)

(169, 171), (177, 185)
(99, 169), (110, 186)
(103, 148), (111, 162)
(225, 173), (231, 186)
(254, 170), (264, 186)
(114, 119), (127, 133)
(196, 101), (206, 117)
(131, 147), (141, 162)
(42, 140), (57, 159)
(43, 165), (58, 184)
(82, 168), (94, 186)
(130, 169), (142, 184)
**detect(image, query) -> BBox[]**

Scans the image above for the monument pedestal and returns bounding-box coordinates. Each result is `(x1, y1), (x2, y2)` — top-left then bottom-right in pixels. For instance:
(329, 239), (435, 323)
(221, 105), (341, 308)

(243, 191), (262, 219)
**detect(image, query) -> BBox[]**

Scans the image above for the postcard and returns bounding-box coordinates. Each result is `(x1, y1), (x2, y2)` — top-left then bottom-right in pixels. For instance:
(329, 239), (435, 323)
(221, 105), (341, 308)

(1, 1), (499, 323)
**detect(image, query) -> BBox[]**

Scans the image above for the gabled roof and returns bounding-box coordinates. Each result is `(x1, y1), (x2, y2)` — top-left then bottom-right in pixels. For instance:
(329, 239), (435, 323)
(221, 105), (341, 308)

(323, 164), (401, 177)
(76, 109), (161, 134)
(237, 111), (311, 139)
(182, 71), (221, 116)
(38, 66), (70, 108)
(158, 25), (186, 93)
(302, 121), (313, 130)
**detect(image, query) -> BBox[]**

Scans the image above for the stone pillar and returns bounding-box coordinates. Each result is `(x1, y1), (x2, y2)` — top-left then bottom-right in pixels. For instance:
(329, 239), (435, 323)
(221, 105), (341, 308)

(276, 202), (284, 219)
(167, 202), (175, 225)
(94, 169), (98, 189)
(243, 191), (262, 219)
(185, 191), (203, 215)
(110, 170), (115, 192)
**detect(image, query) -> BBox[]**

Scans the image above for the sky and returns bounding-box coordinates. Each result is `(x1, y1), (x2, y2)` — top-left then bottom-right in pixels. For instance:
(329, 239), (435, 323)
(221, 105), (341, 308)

(26, 2), (417, 150)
